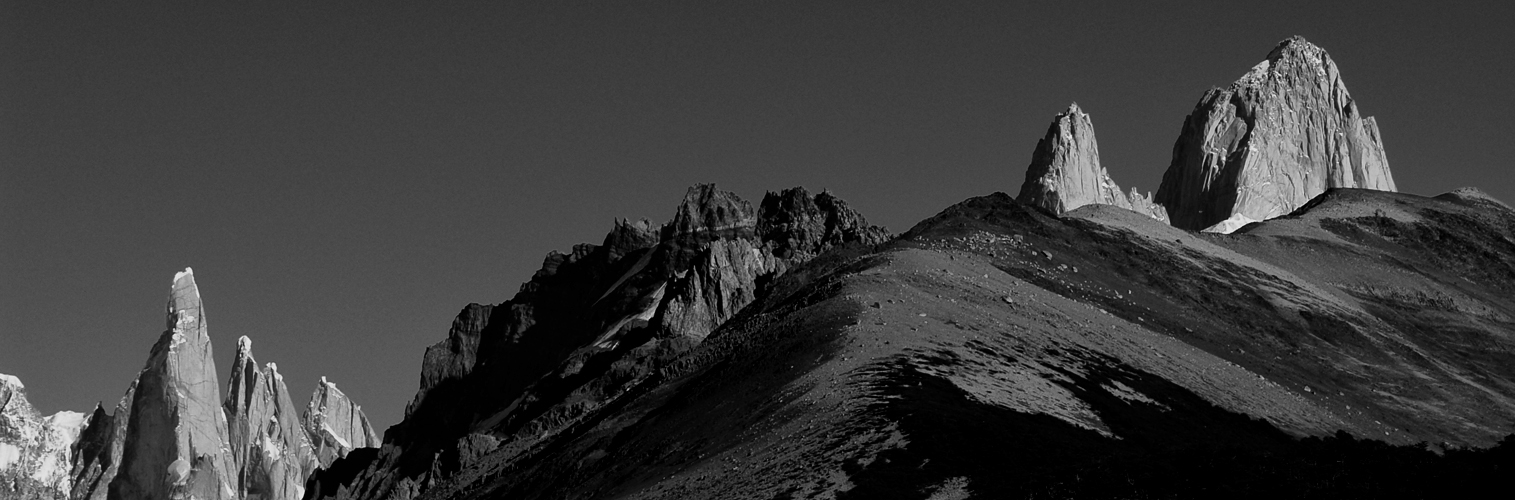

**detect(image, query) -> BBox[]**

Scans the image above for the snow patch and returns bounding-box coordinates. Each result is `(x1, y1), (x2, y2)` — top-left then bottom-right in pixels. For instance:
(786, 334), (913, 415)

(173, 267), (194, 284)
(0, 374), (22, 389)
(44, 411), (86, 445)
(1202, 213), (1261, 234)
(322, 423), (351, 450)
(30, 452), (60, 483)
(0, 443), (18, 471)
(261, 432), (284, 461)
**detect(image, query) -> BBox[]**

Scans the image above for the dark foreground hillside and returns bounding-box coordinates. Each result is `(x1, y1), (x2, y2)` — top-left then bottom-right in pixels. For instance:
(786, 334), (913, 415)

(310, 188), (1515, 499)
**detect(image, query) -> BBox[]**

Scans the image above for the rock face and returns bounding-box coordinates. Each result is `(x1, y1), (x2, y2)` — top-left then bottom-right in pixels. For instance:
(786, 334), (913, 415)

(1017, 103), (1169, 223)
(310, 184), (889, 500)
(303, 378), (379, 468)
(8, 269), (381, 500)
(1, 374), (86, 499)
(224, 336), (317, 500)
(68, 381), (134, 500)
(1156, 36), (1396, 231)
(108, 268), (239, 500)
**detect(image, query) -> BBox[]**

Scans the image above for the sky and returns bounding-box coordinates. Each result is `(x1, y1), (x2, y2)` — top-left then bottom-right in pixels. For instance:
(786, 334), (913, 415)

(3, 1), (1513, 430)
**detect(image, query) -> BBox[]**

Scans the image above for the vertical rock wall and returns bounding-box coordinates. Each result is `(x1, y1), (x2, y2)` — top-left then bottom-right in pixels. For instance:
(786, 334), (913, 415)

(1155, 36), (1396, 231)
(109, 269), (239, 500)
(1017, 103), (1169, 223)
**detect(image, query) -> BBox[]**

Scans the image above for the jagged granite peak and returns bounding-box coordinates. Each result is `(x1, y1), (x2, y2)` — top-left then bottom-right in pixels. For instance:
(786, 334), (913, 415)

(312, 185), (888, 500)
(224, 336), (317, 500)
(1016, 103), (1170, 223)
(757, 186), (893, 260)
(661, 183), (758, 239)
(1155, 36), (1397, 231)
(69, 380), (134, 500)
(109, 267), (238, 500)
(1, 373), (87, 499)
(603, 217), (660, 261)
(303, 377), (379, 468)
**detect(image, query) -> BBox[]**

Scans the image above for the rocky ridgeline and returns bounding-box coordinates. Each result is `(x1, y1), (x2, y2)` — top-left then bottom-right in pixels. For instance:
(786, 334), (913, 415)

(1, 269), (377, 500)
(308, 184), (889, 500)
(1155, 36), (1396, 231)
(1016, 103), (1168, 222)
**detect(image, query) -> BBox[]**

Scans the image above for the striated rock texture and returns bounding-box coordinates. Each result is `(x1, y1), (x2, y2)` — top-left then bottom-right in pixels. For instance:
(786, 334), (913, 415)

(1, 374), (86, 499)
(303, 378), (379, 468)
(309, 184), (889, 500)
(6, 270), (381, 500)
(224, 336), (317, 500)
(1017, 103), (1169, 222)
(109, 268), (238, 500)
(68, 381), (135, 500)
(1156, 36), (1396, 231)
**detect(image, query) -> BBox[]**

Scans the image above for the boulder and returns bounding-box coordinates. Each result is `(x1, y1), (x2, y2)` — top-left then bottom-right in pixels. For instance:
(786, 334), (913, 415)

(1155, 36), (1396, 231)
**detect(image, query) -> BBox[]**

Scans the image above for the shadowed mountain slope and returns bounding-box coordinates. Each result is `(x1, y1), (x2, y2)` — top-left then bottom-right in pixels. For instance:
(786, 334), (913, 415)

(307, 185), (890, 499)
(311, 187), (1515, 499)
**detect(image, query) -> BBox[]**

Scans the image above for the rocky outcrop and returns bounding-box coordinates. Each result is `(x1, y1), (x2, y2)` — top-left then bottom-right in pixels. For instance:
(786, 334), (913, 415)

(312, 184), (889, 500)
(1017, 103), (1169, 222)
(224, 336), (317, 500)
(1156, 36), (1397, 231)
(68, 381), (134, 500)
(8, 269), (382, 500)
(1, 374), (86, 499)
(303, 378), (379, 468)
(758, 188), (893, 260)
(109, 268), (238, 500)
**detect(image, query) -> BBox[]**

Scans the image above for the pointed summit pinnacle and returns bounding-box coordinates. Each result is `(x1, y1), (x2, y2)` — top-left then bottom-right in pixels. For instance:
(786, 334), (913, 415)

(1016, 103), (1168, 222)
(167, 267), (205, 339)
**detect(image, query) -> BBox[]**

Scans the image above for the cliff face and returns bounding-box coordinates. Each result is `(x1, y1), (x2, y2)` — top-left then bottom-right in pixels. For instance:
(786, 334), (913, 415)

(1156, 36), (1396, 231)
(67, 381), (133, 500)
(1017, 103), (1168, 223)
(223, 337), (318, 500)
(0, 375), (86, 499)
(303, 378), (380, 468)
(109, 269), (240, 500)
(310, 184), (890, 500)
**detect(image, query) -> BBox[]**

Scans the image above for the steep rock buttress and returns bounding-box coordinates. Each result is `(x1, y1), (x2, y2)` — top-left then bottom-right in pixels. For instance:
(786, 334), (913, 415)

(223, 336), (318, 500)
(1017, 103), (1168, 223)
(1155, 36), (1396, 231)
(108, 268), (239, 500)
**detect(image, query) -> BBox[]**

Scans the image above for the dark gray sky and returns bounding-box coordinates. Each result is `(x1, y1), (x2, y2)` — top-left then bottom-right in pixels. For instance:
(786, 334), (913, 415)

(4, 1), (1512, 430)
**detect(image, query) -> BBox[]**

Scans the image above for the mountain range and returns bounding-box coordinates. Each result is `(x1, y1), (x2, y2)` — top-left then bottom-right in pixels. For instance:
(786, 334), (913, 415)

(3, 36), (1512, 499)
